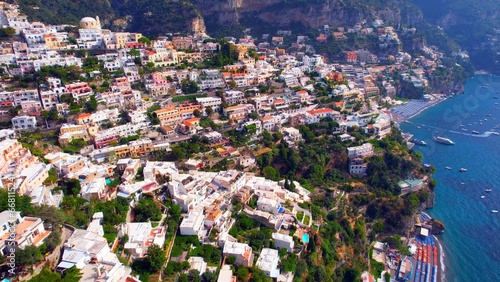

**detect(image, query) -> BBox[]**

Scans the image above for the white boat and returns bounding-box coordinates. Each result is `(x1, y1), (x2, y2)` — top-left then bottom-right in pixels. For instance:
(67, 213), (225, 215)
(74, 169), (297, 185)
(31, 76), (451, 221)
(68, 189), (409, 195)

(434, 136), (455, 145)
(459, 168), (467, 172)
(472, 130), (479, 134)
(445, 166), (452, 170)
(481, 196), (486, 199)
(492, 210), (498, 213)
(412, 139), (427, 146)
(485, 189), (492, 192)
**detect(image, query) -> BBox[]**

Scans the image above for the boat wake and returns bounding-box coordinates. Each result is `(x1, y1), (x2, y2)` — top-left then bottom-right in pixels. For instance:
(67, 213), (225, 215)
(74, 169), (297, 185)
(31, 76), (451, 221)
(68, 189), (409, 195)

(446, 130), (499, 137)
(412, 123), (499, 138)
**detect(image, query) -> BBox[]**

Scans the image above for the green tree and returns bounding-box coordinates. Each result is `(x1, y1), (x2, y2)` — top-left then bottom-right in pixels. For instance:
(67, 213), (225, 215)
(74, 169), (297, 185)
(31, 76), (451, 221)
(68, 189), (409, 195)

(133, 198), (162, 222)
(128, 48), (140, 58)
(61, 266), (82, 282)
(188, 269), (201, 282)
(62, 178), (82, 196)
(29, 267), (61, 282)
(181, 79), (200, 94)
(0, 27), (15, 38)
(44, 232), (62, 252)
(84, 95), (98, 113)
(262, 166), (278, 180)
(145, 244), (166, 272)
(201, 270), (218, 282)
(44, 167), (59, 185)
(226, 256), (237, 264)
(16, 245), (43, 267)
(179, 274), (189, 282)
(236, 267), (249, 282)
(193, 109), (201, 117)
(248, 111), (258, 120)
(138, 36), (151, 45)
(205, 106), (213, 116)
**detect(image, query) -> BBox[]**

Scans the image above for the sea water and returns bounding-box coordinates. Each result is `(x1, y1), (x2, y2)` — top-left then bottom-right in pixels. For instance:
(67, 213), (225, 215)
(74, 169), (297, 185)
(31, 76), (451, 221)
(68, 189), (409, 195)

(401, 75), (500, 282)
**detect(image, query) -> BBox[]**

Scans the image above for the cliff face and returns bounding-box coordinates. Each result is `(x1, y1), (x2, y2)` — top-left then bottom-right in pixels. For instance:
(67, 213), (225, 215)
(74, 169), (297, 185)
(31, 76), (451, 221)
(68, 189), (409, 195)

(194, 0), (424, 32)
(19, 0), (424, 35)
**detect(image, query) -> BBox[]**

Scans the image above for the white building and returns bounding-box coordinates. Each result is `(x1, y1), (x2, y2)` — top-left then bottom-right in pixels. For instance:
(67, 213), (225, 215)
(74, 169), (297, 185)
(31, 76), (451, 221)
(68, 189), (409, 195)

(224, 90), (246, 106)
(179, 208), (205, 236)
(302, 54), (324, 71)
(188, 257), (207, 276)
(272, 232), (294, 252)
(56, 217), (134, 281)
(12, 115), (37, 130)
(212, 170), (246, 195)
(349, 158), (368, 175)
(196, 97), (222, 113)
(40, 90), (59, 109)
(217, 265), (236, 282)
(223, 241), (254, 267)
(0, 211), (50, 255)
(256, 248), (280, 278)
(257, 197), (283, 215)
(28, 185), (64, 207)
(120, 222), (166, 258)
(347, 143), (374, 159)
(80, 177), (106, 200)
(282, 127), (303, 146)
(0, 129), (16, 141)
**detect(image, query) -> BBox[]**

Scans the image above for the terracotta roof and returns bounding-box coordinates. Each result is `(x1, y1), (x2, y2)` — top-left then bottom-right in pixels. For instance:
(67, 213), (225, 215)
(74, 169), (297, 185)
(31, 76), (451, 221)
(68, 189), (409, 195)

(154, 107), (177, 114)
(184, 117), (200, 127)
(160, 125), (174, 131)
(206, 209), (222, 221)
(76, 113), (91, 119)
(308, 108), (333, 115)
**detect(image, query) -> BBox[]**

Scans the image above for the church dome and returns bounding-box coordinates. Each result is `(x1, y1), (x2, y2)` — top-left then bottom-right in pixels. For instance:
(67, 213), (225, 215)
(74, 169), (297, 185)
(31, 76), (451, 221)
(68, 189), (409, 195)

(80, 17), (97, 23)
(79, 17), (101, 29)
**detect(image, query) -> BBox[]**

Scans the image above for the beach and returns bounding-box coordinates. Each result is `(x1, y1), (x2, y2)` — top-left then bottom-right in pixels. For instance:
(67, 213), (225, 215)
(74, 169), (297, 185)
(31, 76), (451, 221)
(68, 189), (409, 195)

(390, 94), (448, 124)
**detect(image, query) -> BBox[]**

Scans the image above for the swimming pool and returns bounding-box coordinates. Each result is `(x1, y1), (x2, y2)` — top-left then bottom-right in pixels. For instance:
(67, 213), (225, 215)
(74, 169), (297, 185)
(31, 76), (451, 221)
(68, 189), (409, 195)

(105, 178), (112, 185)
(302, 233), (309, 243)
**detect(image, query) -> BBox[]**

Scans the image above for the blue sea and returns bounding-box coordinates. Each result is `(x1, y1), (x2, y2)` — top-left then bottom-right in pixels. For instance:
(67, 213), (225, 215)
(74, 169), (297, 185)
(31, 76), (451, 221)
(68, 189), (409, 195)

(401, 75), (500, 282)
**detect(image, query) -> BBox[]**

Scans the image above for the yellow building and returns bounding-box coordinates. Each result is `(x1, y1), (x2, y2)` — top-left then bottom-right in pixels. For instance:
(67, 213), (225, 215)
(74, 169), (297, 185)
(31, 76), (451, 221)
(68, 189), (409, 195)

(58, 124), (91, 147)
(154, 107), (181, 126)
(129, 139), (154, 158)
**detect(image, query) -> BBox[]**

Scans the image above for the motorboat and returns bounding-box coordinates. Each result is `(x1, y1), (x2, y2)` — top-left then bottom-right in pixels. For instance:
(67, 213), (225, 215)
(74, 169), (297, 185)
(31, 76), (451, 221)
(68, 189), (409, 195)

(434, 136), (455, 145)
(472, 130), (479, 134)
(412, 139), (427, 146)
(485, 189), (492, 192)
(481, 196), (486, 199)
(492, 210), (498, 213)
(459, 168), (467, 172)
(445, 166), (452, 170)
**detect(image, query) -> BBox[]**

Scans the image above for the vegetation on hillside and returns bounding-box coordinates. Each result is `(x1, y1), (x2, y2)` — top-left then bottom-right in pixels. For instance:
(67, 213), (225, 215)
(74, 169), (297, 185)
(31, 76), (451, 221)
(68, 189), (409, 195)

(412, 0), (500, 74)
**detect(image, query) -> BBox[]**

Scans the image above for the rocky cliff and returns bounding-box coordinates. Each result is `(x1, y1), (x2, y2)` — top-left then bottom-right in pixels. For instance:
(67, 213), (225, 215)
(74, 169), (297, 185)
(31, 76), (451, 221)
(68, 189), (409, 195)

(19, 0), (424, 35)
(194, 0), (424, 33)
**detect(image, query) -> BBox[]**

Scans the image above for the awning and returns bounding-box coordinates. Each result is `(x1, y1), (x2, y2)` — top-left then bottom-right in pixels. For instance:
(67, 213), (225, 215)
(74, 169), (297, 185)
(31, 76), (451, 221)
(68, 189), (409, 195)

(56, 261), (75, 270)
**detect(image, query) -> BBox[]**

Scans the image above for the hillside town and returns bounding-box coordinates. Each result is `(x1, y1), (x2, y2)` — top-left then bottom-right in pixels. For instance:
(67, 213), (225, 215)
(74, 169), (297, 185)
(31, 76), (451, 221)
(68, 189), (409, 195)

(0, 1), (447, 282)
